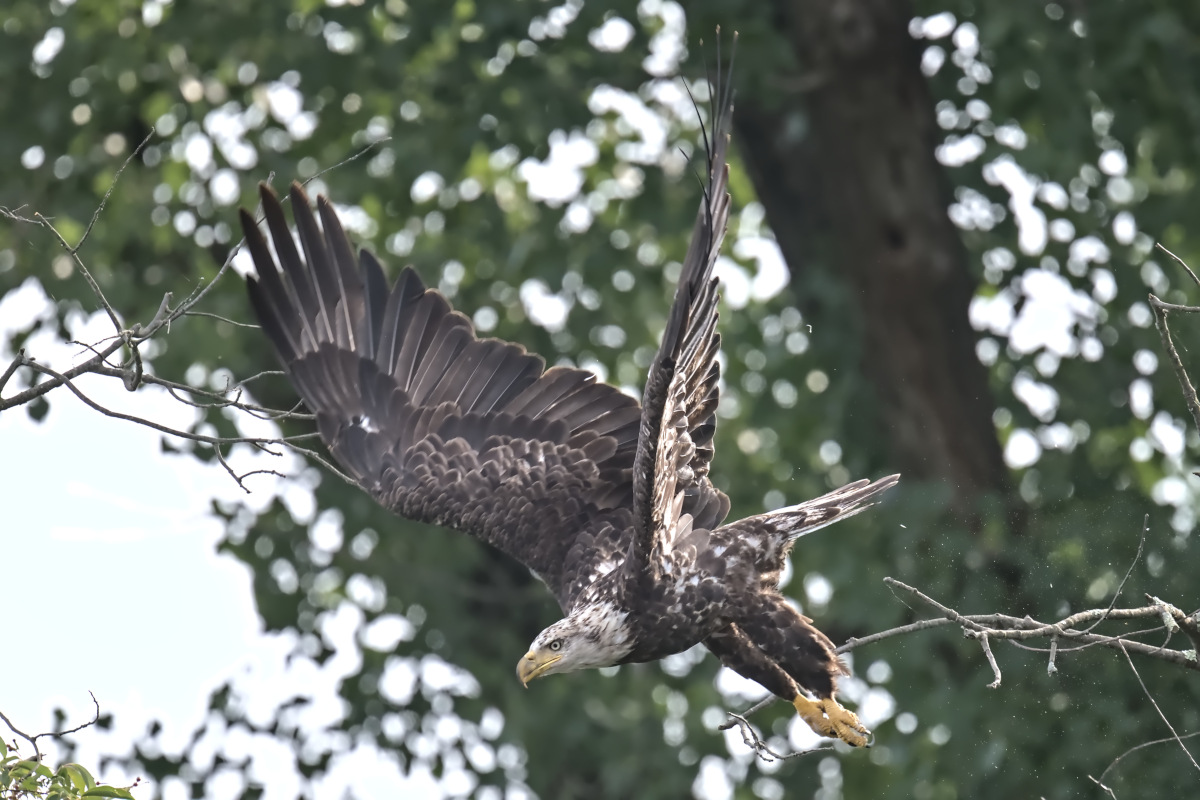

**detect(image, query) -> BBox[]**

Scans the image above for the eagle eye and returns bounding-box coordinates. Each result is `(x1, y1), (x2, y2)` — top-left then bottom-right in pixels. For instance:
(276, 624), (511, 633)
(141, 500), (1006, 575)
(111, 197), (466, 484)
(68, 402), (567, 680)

(549, 639), (563, 652)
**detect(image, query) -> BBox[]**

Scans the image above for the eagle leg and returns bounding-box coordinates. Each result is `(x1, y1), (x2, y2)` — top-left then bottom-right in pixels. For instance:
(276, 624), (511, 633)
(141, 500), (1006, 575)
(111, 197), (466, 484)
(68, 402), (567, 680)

(722, 591), (871, 746)
(705, 623), (871, 747)
(704, 623), (799, 700)
(792, 694), (871, 747)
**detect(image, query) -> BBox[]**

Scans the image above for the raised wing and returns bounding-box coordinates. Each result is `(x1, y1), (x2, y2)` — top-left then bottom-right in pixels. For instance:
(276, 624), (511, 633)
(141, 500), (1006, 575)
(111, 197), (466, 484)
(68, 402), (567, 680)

(631, 45), (736, 578)
(242, 182), (643, 609)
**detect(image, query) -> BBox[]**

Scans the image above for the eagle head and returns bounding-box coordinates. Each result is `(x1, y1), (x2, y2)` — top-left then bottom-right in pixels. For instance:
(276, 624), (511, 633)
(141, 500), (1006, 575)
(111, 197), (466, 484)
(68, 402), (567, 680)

(516, 601), (633, 686)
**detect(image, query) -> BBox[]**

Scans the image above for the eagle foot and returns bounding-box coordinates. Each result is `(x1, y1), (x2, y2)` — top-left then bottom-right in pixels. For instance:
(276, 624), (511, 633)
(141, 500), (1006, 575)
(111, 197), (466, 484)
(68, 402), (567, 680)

(792, 695), (871, 747)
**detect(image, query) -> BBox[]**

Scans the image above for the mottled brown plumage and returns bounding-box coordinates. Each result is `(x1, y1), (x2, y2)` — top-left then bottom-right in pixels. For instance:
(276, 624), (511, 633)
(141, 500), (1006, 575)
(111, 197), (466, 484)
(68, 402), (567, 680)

(241, 45), (897, 746)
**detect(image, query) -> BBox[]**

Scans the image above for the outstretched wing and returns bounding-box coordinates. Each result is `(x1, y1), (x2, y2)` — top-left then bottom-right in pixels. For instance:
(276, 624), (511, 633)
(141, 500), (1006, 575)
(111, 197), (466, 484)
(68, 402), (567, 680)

(631, 46), (736, 579)
(242, 182), (643, 609)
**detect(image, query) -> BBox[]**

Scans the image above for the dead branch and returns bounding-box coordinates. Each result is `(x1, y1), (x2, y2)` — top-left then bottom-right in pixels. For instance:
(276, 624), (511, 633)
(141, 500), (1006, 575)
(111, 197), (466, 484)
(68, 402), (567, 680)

(0, 139), (387, 495)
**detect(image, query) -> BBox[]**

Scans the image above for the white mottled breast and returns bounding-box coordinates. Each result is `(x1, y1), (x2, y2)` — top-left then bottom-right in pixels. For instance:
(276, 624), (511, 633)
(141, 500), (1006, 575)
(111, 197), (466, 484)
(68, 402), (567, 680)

(567, 600), (635, 668)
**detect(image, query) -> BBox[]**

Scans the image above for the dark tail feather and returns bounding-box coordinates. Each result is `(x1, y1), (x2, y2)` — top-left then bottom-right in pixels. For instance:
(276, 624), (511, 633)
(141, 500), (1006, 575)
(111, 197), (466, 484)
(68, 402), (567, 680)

(768, 474), (900, 540)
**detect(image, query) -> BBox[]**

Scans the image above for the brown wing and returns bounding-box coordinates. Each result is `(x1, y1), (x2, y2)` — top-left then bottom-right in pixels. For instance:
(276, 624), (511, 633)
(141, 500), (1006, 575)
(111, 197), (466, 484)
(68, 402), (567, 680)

(630, 50), (736, 580)
(242, 182), (642, 609)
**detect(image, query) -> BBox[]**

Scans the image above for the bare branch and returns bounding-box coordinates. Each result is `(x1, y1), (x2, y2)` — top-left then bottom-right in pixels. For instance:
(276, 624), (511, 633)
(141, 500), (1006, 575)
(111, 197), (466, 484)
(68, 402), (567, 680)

(214, 445), (287, 493)
(718, 695), (777, 731)
(1150, 295), (1200, 433)
(30, 131), (155, 337)
(1094, 729), (1200, 790)
(1156, 242), (1200, 289)
(307, 136), (392, 184)
(972, 631), (1002, 689)
(0, 342), (125, 411)
(55, 692), (103, 738)
(882, 577), (1198, 670)
(1119, 643), (1200, 775)
(0, 692), (102, 764)
(1088, 773), (1119, 799)
(0, 708), (41, 763)
(838, 617), (957, 652)
(181, 310), (261, 329)
(0, 348), (25, 394)
(1148, 594), (1200, 656)
(18, 360), (316, 448)
(721, 710), (834, 763)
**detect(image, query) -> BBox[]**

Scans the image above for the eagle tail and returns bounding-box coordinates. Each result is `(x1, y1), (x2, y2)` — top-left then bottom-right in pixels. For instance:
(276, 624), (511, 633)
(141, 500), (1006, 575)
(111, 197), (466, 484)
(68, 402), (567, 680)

(764, 473), (899, 542)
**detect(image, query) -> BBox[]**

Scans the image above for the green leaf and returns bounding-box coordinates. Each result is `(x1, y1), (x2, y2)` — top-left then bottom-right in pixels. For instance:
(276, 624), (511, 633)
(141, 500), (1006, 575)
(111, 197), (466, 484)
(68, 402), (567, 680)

(83, 786), (136, 799)
(59, 763), (96, 792)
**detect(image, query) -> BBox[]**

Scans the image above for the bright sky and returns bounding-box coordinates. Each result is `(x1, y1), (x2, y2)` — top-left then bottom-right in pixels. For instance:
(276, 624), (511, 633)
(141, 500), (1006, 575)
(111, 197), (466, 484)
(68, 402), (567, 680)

(0, 289), (269, 756)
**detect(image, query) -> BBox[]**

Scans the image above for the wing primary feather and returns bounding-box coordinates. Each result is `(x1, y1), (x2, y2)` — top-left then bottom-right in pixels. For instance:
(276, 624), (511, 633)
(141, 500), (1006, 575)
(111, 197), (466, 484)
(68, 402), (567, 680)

(242, 214), (303, 363)
(375, 266), (426, 376)
(409, 316), (472, 405)
(257, 184), (323, 351)
(289, 183), (346, 347)
(359, 248), (389, 359)
(630, 32), (737, 580)
(473, 349), (545, 413)
(392, 291), (448, 390)
(506, 366), (591, 419)
(315, 191), (367, 354)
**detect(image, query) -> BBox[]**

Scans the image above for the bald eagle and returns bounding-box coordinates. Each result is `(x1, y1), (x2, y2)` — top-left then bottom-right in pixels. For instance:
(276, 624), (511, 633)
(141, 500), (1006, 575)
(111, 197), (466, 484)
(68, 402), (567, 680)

(240, 63), (897, 747)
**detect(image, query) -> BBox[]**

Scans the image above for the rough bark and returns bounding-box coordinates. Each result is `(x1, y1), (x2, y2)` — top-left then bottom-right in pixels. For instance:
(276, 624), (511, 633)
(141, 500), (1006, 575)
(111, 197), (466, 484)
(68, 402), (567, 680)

(736, 0), (1011, 510)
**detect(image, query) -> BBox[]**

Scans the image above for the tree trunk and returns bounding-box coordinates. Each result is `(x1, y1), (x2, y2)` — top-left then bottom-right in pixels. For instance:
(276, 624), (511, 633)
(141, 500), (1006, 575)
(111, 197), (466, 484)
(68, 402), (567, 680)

(737, 0), (1011, 510)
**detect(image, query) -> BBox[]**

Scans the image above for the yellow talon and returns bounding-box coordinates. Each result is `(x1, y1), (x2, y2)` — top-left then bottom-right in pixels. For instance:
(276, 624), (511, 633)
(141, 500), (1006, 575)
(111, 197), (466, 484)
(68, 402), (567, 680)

(792, 695), (871, 747)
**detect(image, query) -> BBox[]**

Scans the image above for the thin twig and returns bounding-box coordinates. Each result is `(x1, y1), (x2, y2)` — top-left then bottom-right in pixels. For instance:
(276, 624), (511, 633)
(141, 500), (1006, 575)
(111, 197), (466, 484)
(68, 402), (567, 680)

(29, 129), (159, 338)
(1150, 295), (1200, 434)
(0, 709), (40, 763)
(1156, 242), (1200, 289)
(721, 711), (834, 763)
(0, 348), (26, 394)
(1118, 643), (1200, 774)
(838, 617), (956, 652)
(308, 136), (393, 184)
(53, 692), (102, 738)
(0, 691), (102, 764)
(181, 310), (261, 329)
(20, 360), (316, 448)
(1094, 729), (1200, 789)
(76, 131), (156, 255)
(718, 695), (778, 730)
(1078, 514), (1147, 635)
(0, 342), (125, 410)
(1088, 773), (1119, 799)
(214, 445), (286, 493)
(974, 632), (1002, 688)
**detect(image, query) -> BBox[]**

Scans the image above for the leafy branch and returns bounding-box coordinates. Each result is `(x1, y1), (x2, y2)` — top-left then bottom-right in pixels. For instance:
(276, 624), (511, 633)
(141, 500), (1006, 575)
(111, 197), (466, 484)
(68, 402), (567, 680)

(0, 695), (138, 800)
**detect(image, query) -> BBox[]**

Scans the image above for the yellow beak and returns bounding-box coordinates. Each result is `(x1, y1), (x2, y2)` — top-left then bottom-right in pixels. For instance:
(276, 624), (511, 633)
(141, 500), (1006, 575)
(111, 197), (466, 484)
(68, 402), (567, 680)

(517, 650), (562, 687)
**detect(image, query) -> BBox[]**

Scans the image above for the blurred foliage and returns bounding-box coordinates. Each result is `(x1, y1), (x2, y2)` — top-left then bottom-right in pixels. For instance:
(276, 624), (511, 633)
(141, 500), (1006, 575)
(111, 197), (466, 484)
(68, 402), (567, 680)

(2, 0), (1199, 799)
